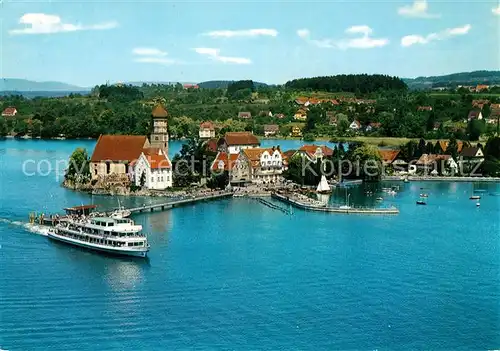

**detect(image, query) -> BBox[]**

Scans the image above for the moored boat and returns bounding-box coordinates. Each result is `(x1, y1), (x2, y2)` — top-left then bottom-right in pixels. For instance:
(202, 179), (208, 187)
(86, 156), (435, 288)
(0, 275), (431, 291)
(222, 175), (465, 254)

(316, 175), (332, 194)
(469, 195), (481, 200)
(48, 216), (149, 258)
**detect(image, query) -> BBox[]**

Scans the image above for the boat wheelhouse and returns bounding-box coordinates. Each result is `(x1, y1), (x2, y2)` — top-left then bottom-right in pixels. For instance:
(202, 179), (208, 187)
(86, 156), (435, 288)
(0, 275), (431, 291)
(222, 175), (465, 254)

(48, 216), (149, 257)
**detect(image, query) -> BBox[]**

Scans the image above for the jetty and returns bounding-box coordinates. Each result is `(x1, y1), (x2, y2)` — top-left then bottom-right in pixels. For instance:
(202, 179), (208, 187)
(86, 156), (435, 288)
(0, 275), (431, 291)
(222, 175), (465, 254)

(31, 191), (233, 226)
(252, 197), (291, 215)
(272, 192), (399, 215)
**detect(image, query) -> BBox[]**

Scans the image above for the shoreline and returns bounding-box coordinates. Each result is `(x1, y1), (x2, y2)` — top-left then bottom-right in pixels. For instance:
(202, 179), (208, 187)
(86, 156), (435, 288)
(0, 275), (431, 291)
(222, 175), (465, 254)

(383, 175), (500, 183)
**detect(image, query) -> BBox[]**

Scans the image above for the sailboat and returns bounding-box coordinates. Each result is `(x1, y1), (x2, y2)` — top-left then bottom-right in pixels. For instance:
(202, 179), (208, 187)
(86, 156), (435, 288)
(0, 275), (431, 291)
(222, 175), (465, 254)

(316, 175), (332, 194)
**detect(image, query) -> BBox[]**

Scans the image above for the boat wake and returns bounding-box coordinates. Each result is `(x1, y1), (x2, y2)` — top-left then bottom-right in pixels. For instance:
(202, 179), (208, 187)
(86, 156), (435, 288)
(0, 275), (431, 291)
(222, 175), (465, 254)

(0, 218), (51, 236)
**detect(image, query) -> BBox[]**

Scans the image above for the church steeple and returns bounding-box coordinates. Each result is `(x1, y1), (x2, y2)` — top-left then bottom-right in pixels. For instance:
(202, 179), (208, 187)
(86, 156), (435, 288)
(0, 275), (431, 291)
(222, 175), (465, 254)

(150, 104), (169, 154)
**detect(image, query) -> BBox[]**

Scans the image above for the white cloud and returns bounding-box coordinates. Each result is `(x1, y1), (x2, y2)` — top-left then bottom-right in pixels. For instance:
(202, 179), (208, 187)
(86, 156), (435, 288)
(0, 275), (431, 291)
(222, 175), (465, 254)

(9, 13), (118, 35)
(203, 29), (278, 38)
(134, 57), (176, 65)
(493, 4), (500, 15)
(132, 48), (168, 56)
(193, 47), (251, 64)
(398, 0), (440, 18)
(297, 26), (389, 50)
(297, 29), (310, 38)
(401, 24), (471, 47)
(132, 47), (177, 65)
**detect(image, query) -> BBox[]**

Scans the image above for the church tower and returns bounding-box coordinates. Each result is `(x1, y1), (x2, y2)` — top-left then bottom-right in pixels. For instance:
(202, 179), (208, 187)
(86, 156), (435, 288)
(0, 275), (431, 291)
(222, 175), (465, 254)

(150, 104), (169, 154)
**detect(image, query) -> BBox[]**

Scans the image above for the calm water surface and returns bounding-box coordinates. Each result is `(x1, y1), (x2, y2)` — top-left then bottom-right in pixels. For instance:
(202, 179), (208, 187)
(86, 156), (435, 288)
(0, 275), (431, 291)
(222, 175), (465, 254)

(0, 139), (499, 350)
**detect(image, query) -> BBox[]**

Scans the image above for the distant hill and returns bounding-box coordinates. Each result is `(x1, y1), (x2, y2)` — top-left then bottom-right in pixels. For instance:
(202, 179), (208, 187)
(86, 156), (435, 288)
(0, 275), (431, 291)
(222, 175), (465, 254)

(197, 80), (269, 89)
(403, 70), (500, 90)
(0, 91), (89, 98)
(0, 78), (90, 92)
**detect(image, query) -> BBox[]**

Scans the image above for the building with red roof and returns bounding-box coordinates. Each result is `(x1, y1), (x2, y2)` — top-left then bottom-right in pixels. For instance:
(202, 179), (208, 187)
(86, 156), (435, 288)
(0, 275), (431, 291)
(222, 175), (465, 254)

(131, 148), (172, 189)
(2, 107), (18, 117)
(199, 121), (216, 139)
(218, 132), (260, 154)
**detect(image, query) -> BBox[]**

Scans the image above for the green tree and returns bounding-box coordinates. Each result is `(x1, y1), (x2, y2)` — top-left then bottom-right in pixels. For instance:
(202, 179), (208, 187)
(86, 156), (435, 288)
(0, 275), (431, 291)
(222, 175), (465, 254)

(351, 144), (383, 180)
(467, 119), (485, 141)
(0, 118), (8, 136)
(445, 136), (459, 159)
(65, 148), (90, 183)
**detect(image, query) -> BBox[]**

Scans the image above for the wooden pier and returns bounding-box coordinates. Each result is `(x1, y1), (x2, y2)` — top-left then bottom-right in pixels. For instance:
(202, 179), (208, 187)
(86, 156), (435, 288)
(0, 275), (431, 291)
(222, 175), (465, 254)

(272, 193), (400, 215)
(127, 191), (233, 214)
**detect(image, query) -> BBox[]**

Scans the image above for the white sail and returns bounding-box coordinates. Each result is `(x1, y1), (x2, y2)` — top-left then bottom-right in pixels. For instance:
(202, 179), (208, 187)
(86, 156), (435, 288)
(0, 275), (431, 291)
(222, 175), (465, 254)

(316, 175), (331, 193)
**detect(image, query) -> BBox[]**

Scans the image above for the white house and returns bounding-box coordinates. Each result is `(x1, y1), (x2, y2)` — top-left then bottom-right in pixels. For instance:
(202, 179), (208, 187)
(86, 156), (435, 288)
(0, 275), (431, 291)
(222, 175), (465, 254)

(218, 132), (260, 154)
(349, 120), (361, 130)
(199, 121), (216, 139)
(131, 148), (172, 190)
(231, 147), (286, 184)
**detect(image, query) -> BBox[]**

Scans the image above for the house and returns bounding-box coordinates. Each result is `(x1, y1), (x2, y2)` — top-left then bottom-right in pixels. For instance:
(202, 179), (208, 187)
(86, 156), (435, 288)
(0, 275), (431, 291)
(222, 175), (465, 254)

(90, 135), (150, 179)
(349, 120), (361, 130)
(295, 145), (334, 162)
(433, 122), (441, 131)
(460, 147), (484, 161)
(468, 110), (483, 121)
(472, 99), (489, 109)
(291, 126), (302, 137)
(294, 97), (309, 106)
(416, 154), (458, 173)
(231, 147), (286, 184)
(283, 149), (297, 160)
(365, 122), (381, 132)
(436, 140), (464, 154)
(238, 111), (252, 119)
(204, 138), (218, 153)
(90, 105), (171, 183)
(131, 148), (172, 190)
(217, 132), (260, 154)
(263, 124), (279, 137)
(199, 121), (215, 139)
(259, 110), (273, 117)
(378, 149), (400, 165)
(274, 113), (285, 119)
(490, 104), (500, 118)
(294, 109), (307, 121)
(417, 106), (433, 112)
(486, 118), (498, 125)
(183, 84), (199, 89)
(308, 98), (320, 105)
(2, 107), (17, 117)
(211, 152), (239, 173)
(475, 84), (489, 92)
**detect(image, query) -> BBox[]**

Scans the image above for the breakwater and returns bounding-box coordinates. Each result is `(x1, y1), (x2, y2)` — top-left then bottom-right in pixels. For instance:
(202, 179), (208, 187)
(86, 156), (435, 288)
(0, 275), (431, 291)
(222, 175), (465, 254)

(272, 192), (400, 215)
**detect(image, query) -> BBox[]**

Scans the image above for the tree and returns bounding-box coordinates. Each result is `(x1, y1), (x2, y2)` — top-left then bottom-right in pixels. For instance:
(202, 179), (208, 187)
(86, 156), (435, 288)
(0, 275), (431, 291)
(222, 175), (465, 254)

(65, 148), (90, 183)
(467, 119), (485, 141)
(445, 136), (459, 160)
(0, 118), (7, 136)
(351, 144), (383, 180)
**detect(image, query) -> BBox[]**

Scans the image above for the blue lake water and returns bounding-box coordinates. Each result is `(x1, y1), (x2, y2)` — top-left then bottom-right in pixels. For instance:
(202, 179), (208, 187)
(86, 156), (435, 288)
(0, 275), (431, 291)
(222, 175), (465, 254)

(0, 138), (499, 350)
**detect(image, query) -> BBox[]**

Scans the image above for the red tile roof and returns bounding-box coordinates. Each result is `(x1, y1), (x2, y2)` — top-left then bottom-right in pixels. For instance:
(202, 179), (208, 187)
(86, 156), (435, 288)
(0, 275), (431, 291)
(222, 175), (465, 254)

(204, 138), (218, 153)
(146, 154), (171, 169)
(2, 107), (17, 116)
(299, 145), (333, 158)
(211, 152), (239, 171)
(91, 135), (148, 162)
(417, 106), (433, 111)
(152, 104), (168, 118)
(264, 124), (279, 132)
(378, 149), (400, 164)
(369, 122), (382, 128)
(242, 147), (286, 168)
(238, 111), (252, 119)
(224, 132), (260, 146)
(200, 121), (215, 130)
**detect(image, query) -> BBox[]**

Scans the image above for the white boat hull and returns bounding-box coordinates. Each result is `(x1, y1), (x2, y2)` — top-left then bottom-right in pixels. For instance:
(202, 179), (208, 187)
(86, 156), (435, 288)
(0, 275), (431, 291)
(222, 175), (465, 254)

(48, 231), (148, 258)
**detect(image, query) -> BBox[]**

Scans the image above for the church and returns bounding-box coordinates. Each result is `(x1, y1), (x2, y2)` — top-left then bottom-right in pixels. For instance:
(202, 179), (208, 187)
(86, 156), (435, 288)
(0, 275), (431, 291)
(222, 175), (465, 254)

(90, 105), (173, 189)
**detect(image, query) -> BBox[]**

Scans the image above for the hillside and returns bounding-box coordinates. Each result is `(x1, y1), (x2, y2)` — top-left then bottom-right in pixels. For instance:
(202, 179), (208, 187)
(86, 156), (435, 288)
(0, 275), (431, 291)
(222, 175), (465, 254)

(404, 70), (500, 90)
(0, 78), (90, 92)
(197, 80), (269, 89)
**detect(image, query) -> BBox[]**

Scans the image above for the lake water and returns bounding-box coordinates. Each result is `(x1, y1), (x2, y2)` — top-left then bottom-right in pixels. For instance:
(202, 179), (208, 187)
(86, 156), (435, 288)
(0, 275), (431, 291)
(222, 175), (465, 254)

(1, 139), (499, 350)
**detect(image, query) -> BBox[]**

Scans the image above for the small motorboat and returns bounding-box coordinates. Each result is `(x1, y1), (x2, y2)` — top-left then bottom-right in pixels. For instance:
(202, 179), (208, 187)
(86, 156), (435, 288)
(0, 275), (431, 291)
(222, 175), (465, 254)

(416, 200), (427, 205)
(469, 195), (481, 200)
(376, 197), (383, 201)
(476, 202), (481, 207)
(420, 193), (429, 198)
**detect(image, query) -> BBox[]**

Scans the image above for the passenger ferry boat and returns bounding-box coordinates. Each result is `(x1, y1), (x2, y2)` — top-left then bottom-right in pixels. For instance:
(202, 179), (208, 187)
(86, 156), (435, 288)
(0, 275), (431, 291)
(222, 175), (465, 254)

(48, 216), (149, 258)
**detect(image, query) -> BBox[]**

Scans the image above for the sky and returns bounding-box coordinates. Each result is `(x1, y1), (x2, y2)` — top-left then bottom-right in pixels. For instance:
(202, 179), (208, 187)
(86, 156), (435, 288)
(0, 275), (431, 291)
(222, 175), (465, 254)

(1, 0), (499, 87)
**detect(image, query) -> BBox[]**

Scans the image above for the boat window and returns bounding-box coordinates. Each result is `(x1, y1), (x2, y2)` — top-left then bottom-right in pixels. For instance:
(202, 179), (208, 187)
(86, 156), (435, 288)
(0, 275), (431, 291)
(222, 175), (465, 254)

(128, 243), (133, 247)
